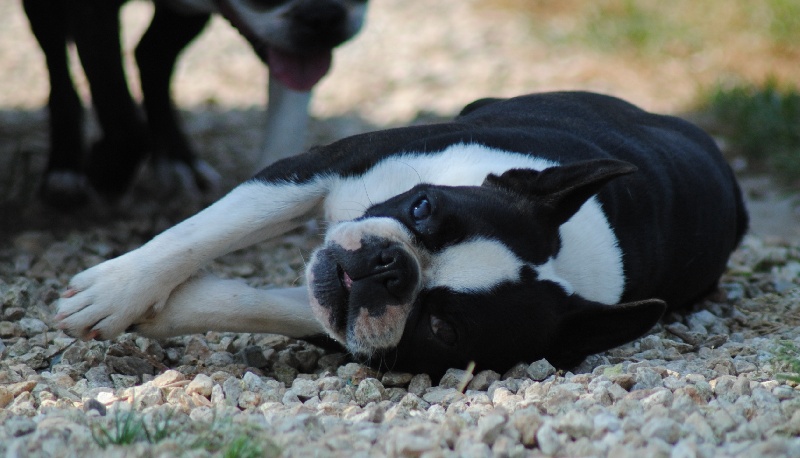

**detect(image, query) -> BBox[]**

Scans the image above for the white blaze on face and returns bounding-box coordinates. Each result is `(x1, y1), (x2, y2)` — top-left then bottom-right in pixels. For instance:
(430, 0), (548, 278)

(324, 217), (417, 252)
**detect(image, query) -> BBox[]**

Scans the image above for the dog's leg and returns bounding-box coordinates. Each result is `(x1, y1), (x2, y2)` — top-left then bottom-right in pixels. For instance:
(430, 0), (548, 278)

(56, 177), (327, 340)
(257, 79), (312, 171)
(71, 0), (151, 199)
(23, 0), (88, 207)
(129, 274), (324, 340)
(136, 4), (221, 195)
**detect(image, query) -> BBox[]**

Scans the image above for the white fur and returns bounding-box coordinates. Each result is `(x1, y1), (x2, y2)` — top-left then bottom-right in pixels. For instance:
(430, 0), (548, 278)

(427, 238), (523, 293)
(324, 143), (556, 222)
(133, 274), (323, 339)
(259, 81), (312, 169)
(324, 143), (625, 303)
(57, 179), (327, 338)
(57, 142), (624, 342)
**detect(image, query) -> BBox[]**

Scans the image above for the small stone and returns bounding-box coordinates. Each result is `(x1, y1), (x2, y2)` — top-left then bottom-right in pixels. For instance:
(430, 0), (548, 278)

(5, 417), (36, 437)
(336, 362), (380, 385)
(439, 368), (473, 390)
(398, 392), (430, 411)
(130, 385), (164, 408)
(317, 376), (344, 391)
(222, 377), (243, 407)
(9, 380), (37, 397)
(503, 362), (529, 380)
(152, 369), (185, 387)
(408, 373), (432, 397)
(536, 421), (562, 456)
(641, 417), (680, 444)
(510, 407), (544, 446)
(238, 390), (262, 410)
(477, 413), (507, 444)
(18, 317), (49, 336)
(186, 373), (214, 398)
(631, 367), (663, 390)
(183, 336), (212, 362)
(422, 387), (465, 407)
(355, 378), (385, 406)
(381, 371), (413, 387)
(556, 410), (593, 439)
(468, 370), (501, 391)
(208, 351), (235, 366)
(292, 377), (320, 400)
(526, 359), (556, 381)
(0, 386), (13, 408)
(238, 345), (270, 368)
(0, 321), (21, 338)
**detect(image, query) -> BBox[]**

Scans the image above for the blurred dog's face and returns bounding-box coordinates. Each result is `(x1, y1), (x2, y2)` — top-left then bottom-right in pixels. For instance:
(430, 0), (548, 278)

(215, 0), (368, 90)
(307, 164), (667, 376)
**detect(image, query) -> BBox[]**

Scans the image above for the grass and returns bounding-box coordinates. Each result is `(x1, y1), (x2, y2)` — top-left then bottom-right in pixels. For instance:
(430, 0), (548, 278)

(773, 340), (800, 384)
(701, 79), (800, 185)
(91, 407), (279, 456)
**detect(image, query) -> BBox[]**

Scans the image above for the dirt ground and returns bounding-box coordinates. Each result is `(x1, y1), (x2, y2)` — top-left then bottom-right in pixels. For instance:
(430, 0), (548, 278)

(0, 0), (798, 240)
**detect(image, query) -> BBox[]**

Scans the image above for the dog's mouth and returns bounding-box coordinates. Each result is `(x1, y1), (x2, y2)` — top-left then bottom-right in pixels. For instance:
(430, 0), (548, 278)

(334, 263), (352, 329)
(307, 235), (422, 355)
(266, 47), (333, 92)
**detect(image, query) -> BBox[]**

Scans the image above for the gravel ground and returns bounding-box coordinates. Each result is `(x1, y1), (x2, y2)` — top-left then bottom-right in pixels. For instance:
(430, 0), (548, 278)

(2, 0), (800, 456)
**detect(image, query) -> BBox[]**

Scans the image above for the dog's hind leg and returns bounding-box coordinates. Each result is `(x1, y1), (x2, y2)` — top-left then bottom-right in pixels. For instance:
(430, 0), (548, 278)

(71, 0), (151, 199)
(56, 177), (329, 340)
(136, 4), (221, 195)
(23, 0), (88, 207)
(129, 274), (325, 340)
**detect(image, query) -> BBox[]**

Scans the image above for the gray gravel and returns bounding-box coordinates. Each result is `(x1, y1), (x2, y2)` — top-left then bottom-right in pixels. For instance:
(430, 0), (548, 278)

(2, 0), (800, 456)
(2, 225), (800, 457)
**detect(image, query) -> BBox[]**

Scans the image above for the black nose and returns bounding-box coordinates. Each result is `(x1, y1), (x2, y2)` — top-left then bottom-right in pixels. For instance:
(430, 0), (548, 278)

(340, 238), (419, 314)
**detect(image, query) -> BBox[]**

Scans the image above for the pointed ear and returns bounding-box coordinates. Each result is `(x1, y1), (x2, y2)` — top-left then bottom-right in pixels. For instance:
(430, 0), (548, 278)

(546, 297), (667, 368)
(483, 159), (637, 225)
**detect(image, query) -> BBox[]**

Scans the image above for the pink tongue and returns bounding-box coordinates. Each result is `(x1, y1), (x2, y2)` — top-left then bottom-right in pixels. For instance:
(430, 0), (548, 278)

(268, 47), (333, 92)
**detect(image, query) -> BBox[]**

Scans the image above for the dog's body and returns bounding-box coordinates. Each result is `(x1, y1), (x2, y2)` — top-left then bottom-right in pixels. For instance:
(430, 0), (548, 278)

(23, 0), (366, 205)
(56, 92), (748, 375)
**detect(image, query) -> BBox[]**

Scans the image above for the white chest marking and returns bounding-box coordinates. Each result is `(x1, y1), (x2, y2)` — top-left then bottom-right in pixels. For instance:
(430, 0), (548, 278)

(427, 238), (524, 293)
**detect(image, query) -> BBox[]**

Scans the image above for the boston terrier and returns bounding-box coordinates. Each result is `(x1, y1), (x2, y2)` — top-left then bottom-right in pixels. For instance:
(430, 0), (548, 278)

(23, 0), (367, 205)
(55, 91), (748, 376)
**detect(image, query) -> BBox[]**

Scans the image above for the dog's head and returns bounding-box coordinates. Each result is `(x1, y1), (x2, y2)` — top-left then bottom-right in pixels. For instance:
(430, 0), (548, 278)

(307, 159), (667, 376)
(215, 0), (367, 91)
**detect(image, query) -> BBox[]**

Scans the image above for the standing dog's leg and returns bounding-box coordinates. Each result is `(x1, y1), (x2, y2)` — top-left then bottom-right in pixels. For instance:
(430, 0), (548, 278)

(22, 0), (87, 207)
(258, 79), (312, 171)
(71, 0), (151, 199)
(56, 177), (328, 340)
(136, 3), (221, 194)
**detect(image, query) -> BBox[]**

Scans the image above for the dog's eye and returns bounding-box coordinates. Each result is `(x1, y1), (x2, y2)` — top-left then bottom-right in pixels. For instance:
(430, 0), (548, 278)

(411, 197), (432, 221)
(430, 315), (457, 346)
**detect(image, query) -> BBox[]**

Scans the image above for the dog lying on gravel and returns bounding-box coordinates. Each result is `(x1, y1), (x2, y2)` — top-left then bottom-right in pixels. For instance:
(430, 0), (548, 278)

(23, 0), (367, 205)
(56, 91), (748, 376)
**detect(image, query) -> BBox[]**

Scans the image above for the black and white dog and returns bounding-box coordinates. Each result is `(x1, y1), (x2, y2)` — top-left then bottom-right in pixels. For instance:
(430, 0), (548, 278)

(23, 0), (367, 205)
(56, 91), (748, 375)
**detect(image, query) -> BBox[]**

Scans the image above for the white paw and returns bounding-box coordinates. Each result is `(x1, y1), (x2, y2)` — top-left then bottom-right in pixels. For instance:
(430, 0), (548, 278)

(56, 252), (174, 340)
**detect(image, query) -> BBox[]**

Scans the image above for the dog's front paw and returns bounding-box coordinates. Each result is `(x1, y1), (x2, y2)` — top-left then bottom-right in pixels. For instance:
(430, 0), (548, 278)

(55, 253), (172, 340)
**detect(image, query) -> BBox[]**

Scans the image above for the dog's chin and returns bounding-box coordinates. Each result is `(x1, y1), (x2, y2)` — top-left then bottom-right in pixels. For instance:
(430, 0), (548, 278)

(307, 248), (416, 356)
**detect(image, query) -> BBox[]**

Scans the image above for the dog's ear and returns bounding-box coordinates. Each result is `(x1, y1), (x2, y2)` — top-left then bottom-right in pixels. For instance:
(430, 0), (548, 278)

(484, 159), (637, 226)
(546, 297), (667, 368)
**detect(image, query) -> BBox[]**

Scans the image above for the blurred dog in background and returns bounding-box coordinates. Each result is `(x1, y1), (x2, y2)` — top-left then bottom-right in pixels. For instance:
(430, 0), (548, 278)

(23, 0), (367, 206)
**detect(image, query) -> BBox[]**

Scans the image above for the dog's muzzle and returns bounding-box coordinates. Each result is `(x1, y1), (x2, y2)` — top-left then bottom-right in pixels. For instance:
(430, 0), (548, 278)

(306, 218), (422, 355)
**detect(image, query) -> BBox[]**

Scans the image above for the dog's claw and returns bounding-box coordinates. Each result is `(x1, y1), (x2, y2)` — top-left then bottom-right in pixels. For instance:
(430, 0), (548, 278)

(84, 329), (100, 341)
(61, 288), (78, 298)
